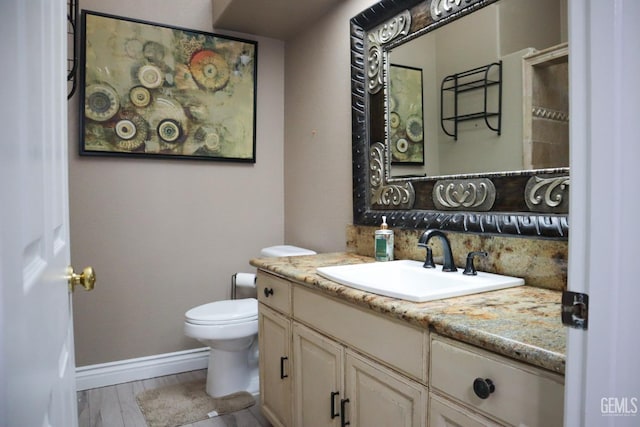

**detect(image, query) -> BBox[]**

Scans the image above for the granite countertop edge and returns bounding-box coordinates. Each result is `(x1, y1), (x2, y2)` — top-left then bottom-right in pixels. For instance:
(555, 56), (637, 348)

(250, 252), (566, 375)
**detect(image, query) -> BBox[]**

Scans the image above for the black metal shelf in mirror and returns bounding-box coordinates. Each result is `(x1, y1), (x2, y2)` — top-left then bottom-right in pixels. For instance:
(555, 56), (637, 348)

(440, 61), (502, 141)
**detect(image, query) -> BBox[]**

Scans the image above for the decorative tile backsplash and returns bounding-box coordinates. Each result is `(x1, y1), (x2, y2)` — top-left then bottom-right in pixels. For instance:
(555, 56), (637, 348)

(347, 225), (567, 291)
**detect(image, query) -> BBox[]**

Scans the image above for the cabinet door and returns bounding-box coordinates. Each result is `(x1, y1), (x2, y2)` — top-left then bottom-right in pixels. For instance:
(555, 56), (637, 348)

(344, 349), (427, 427)
(259, 304), (292, 427)
(429, 393), (502, 427)
(293, 322), (344, 427)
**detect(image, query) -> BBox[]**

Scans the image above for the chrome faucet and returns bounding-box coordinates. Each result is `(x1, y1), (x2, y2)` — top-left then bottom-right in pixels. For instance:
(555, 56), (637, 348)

(417, 230), (457, 272)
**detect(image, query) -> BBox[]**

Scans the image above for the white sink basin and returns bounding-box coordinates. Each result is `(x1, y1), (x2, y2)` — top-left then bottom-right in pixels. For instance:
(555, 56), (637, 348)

(316, 260), (524, 302)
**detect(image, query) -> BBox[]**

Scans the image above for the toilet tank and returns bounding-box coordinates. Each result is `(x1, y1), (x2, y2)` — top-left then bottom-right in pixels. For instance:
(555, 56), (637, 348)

(260, 245), (316, 257)
(233, 245), (316, 300)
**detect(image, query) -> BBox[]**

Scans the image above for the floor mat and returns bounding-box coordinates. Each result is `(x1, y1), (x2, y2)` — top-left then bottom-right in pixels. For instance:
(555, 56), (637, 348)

(135, 379), (255, 427)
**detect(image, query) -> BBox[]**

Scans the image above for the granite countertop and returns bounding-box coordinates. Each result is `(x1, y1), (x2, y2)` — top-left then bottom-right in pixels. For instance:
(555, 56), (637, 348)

(250, 252), (566, 375)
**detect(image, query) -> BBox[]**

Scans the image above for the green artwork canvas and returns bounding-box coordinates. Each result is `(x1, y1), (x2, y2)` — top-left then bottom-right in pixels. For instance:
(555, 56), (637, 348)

(80, 11), (257, 162)
(388, 64), (424, 165)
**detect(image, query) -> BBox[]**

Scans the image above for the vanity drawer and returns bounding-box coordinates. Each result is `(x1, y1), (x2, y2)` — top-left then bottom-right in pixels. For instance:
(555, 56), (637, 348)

(293, 285), (427, 383)
(256, 271), (291, 315)
(430, 335), (564, 427)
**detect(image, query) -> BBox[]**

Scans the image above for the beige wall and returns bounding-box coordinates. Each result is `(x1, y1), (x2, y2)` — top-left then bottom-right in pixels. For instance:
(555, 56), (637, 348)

(70, 0), (286, 366)
(283, 0), (379, 252)
(71, 0), (558, 367)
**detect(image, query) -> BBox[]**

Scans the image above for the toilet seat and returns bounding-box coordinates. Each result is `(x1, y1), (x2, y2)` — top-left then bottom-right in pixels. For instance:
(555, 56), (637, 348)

(185, 298), (257, 326)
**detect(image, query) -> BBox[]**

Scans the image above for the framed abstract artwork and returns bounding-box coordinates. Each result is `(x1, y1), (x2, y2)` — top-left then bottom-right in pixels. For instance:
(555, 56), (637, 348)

(388, 64), (424, 165)
(79, 11), (257, 162)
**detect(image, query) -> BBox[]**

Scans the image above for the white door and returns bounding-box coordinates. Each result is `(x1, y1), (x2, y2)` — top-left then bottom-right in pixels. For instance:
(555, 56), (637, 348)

(565, 0), (640, 426)
(1, 0), (83, 426)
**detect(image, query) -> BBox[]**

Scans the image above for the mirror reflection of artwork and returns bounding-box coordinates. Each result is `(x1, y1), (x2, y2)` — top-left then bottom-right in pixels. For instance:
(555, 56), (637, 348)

(389, 64), (424, 165)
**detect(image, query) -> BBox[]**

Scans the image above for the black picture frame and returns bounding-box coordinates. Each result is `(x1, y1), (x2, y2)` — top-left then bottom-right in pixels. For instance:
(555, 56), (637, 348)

(79, 11), (258, 163)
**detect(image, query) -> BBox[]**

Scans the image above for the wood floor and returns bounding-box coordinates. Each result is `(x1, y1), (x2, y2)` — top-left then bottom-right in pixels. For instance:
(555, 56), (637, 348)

(77, 369), (271, 427)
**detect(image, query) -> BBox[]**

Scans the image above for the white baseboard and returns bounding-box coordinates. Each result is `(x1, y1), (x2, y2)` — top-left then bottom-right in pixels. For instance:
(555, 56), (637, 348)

(76, 347), (210, 391)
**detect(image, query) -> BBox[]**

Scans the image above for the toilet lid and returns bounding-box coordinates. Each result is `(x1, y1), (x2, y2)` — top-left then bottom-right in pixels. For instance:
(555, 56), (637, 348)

(185, 298), (257, 325)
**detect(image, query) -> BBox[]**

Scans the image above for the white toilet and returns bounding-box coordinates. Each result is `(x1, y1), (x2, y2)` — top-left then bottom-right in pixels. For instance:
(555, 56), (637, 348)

(184, 245), (316, 398)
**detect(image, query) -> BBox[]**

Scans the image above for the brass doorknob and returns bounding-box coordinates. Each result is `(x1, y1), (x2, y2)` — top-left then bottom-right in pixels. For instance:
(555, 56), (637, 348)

(67, 266), (96, 292)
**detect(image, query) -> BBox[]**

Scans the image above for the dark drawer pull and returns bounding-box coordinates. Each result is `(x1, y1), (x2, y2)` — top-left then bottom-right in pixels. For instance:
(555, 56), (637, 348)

(340, 398), (350, 426)
(473, 377), (495, 399)
(264, 287), (274, 297)
(280, 356), (288, 379)
(330, 391), (340, 419)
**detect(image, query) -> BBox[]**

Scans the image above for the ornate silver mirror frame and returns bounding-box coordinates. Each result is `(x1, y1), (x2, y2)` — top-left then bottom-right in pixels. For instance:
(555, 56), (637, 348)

(351, 0), (569, 238)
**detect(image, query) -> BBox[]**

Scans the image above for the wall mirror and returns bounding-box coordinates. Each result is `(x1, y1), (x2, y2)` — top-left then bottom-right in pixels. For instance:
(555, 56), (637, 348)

(351, 0), (569, 238)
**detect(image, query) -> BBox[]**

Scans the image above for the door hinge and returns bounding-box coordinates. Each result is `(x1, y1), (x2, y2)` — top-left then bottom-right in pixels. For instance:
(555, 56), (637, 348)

(561, 291), (589, 330)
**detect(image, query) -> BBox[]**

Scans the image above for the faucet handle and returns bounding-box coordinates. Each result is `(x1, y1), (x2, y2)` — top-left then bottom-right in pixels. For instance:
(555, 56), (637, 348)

(421, 246), (435, 269)
(463, 251), (488, 275)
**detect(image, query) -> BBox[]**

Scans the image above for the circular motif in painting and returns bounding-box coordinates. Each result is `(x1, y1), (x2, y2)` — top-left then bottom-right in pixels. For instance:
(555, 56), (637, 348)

(115, 119), (137, 140)
(157, 119), (182, 143)
(129, 86), (151, 108)
(389, 112), (401, 129)
(396, 138), (409, 153)
(189, 50), (230, 91)
(389, 95), (397, 112)
(85, 83), (120, 122)
(406, 115), (423, 142)
(143, 41), (166, 62)
(138, 64), (164, 89)
(114, 111), (148, 151)
(195, 126), (220, 152)
(124, 39), (143, 59)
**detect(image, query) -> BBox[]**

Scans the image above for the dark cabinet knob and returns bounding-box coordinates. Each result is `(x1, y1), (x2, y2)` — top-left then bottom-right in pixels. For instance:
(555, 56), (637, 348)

(264, 287), (274, 297)
(473, 377), (495, 399)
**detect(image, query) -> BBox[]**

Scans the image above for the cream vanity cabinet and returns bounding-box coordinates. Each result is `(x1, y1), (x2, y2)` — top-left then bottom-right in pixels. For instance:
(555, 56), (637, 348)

(257, 270), (564, 427)
(429, 335), (564, 427)
(257, 270), (428, 427)
(257, 273), (294, 427)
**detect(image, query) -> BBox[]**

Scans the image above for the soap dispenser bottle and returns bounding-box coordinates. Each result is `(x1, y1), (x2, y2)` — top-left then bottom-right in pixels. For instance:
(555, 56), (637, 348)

(375, 216), (394, 261)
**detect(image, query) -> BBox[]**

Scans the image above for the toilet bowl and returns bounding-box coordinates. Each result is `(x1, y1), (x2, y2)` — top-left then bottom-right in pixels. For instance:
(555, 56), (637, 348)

(184, 298), (259, 397)
(184, 245), (316, 398)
